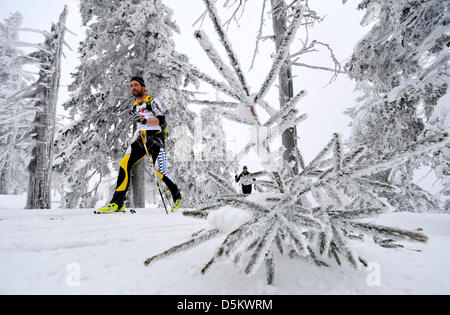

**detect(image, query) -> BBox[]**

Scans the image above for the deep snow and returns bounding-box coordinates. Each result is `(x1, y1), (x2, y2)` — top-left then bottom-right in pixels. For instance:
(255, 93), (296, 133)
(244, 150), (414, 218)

(0, 194), (449, 295)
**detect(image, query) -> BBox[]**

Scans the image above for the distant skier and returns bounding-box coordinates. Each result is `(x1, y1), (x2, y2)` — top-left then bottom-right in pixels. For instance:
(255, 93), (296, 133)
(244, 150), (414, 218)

(235, 166), (255, 195)
(96, 76), (182, 213)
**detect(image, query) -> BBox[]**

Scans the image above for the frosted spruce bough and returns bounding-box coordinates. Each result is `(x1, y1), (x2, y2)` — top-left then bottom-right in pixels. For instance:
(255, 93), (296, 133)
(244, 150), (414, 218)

(145, 132), (448, 285)
(143, 0), (448, 285)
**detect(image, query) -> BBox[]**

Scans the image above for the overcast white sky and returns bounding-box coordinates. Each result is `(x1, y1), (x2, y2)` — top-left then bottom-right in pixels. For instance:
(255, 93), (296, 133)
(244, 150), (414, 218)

(0, 0), (369, 171)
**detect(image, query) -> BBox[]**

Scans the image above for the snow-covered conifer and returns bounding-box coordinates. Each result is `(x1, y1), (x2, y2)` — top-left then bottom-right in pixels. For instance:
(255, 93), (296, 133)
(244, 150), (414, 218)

(0, 12), (34, 194)
(143, 0), (450, 284)
(147, 132), (447, 284)
(345, 0), (450, 211)
(23, 6), (68, 209)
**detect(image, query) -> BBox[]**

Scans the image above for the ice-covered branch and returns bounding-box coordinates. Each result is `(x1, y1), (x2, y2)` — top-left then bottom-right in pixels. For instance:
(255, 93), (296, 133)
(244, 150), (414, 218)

(352, 132), (449, 178)
(0, 39), (50, 54)
(253, 2), (304, 103)
(189, 66), (243, 101)
(340, 221), (428, 243)
(203, 0), (251, 97)
(211, 106), (258, 125)
(216, 196), (271, 213)
(144, 229), (221, 266)
(244, 216), (279, 275)
(222, 0), (248, 30)
(207, 171), (235, 193)
(187, 99), (239, 108)
(194, 30), (245, 96)
(263, 89), (306, 127)
(291, 62), (348, 75)
(16, 27), (52, 37)
(255, 99), (277, 116)
(249, 0), (267, 71)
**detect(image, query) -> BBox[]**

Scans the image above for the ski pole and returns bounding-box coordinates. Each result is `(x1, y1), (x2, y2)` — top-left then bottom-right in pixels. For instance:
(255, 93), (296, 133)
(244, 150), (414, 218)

(140, 130), (169, 215)
(144, 165), (173, 209)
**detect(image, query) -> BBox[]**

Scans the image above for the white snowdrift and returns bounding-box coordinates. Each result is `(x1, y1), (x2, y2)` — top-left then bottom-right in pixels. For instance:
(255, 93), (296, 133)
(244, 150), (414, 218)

(0, 195), (449, 294)
(207, 207), (253, 234)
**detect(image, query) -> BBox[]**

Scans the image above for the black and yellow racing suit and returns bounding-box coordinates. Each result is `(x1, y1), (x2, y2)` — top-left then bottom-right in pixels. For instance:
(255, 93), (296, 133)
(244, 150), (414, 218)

(110, 95), (180, 208)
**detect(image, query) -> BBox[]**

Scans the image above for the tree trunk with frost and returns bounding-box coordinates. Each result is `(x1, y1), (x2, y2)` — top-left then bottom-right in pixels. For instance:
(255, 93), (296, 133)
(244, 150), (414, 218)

(26, 6), (68, 209)
(131, 124), (146, 208)
(270, 0), (298, 174)
(0, 157), (10, 194)
(129, 63), (146, 209)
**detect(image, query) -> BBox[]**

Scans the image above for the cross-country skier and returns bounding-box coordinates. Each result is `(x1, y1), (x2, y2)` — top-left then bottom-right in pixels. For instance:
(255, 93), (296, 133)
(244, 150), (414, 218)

(96, 76), (182, 213)
(235, 166), (255, 195)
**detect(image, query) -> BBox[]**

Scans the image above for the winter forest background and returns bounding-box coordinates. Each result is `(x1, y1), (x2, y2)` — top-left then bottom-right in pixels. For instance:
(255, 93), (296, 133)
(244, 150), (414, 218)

(0, 0), (449, 294)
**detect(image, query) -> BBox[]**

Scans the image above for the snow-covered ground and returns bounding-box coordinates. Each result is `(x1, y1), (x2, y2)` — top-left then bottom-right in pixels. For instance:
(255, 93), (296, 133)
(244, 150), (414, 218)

(0, 194), (449, 295)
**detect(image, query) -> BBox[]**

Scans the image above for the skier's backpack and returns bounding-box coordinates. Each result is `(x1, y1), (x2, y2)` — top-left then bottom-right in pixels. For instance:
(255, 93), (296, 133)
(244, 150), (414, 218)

(146, 97), (169, 141)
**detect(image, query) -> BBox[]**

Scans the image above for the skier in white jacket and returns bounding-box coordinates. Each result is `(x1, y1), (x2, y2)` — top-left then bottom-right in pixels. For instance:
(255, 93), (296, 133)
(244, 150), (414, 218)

(235, 166), (255, 194)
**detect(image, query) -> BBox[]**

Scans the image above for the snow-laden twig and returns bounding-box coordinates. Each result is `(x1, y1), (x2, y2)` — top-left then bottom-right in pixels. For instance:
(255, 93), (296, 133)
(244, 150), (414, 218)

(194, 30), (245, 96)
(253, 2), (304, 104)
(189, 66), (243, 101)
(249, 0), (267, 71)
(144, 229), (221, 266)
(263, 90), (306, 127)
(203, 0), (251, 97)
(187, 99), (239, 108)
(207, 171), (235, 193)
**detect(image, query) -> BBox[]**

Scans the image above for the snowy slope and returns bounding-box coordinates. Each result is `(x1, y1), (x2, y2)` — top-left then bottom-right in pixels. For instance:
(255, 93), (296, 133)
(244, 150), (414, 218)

(0, 195), (449, 295)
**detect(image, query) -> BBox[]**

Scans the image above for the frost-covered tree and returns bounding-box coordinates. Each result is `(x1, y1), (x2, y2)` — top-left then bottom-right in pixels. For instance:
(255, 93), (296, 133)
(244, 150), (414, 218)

(54, 0), (198, 208)
(142, 0), (450, 285)
(345, 0), (450, 211)
(427, 85), (450, 210)
(161, 107), (233, 208)
(199, 108), (228, 163)
(187, 0), (340, 170)
(189, 108), (232, 206)
(25, 6), (68, 209)
(146, 131), (448, 284)
(0, 12), (34, 194)
(183, 0), (309, 169)
(0, 7), (70, 207)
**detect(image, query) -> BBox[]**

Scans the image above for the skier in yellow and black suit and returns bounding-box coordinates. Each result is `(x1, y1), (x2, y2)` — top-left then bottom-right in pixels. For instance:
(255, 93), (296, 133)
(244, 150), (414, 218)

(96, 76), (182, 213)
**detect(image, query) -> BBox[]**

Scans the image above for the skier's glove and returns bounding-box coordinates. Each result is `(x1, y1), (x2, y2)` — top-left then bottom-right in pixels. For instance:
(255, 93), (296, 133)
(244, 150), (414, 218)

(130, 111), (146, 124)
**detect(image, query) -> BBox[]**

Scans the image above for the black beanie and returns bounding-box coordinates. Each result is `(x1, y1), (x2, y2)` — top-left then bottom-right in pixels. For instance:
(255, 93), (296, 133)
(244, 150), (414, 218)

(130, 76), (145, 87)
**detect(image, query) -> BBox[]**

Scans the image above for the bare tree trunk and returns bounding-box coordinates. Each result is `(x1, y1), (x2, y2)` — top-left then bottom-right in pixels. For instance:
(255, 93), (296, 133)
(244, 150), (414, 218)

(131, 119), (146, 208)
(129, 55), (148, 208)
(270, 0), (298, 174)
(0, 169), (9, 195)
(0, 154), (10, 194)
(131, 163), (146, 208)
(25, 6), (68, 209)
